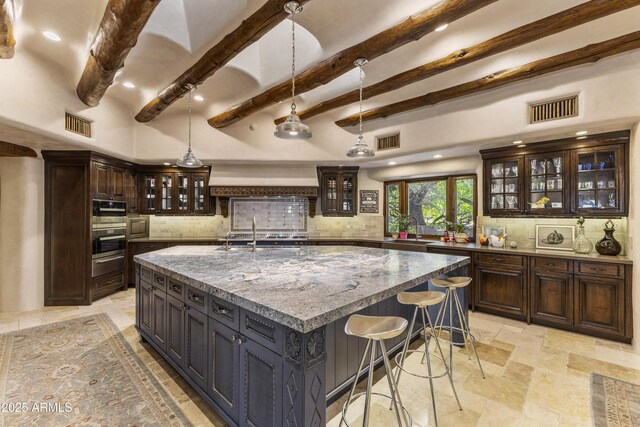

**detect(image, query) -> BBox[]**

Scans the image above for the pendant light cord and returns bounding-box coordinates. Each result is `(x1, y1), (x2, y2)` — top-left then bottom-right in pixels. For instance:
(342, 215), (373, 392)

(358, 63), (364, 140)
(187, 87), (192, 152)
(290, 5), (297, 112)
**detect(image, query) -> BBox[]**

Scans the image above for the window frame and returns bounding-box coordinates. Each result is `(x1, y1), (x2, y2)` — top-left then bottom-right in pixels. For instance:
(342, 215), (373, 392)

(383, 174), (477, 240)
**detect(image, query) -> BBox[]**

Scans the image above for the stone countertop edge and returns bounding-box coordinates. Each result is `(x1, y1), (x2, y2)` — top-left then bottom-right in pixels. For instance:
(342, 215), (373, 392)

(134, 254), (470, 333)
(425, 241), (633, 264)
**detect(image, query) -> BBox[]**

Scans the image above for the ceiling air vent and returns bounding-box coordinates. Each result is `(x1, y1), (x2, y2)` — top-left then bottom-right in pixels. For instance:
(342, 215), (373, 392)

(376, 133), (400, 151)
(65, 112), (92, 138)
(529, 95), (578, 124)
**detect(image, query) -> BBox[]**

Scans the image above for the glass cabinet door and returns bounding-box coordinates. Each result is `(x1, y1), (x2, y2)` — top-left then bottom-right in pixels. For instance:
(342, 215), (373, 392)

(341, 175), (354, 213)
(323, 175), (339, 214)
(143, 174), (156, 211)
(160, 174), (173, 211)
(525, 152), (566, 213)
(574, 146), (623, 214)
(488, 158), (521, 212)
(176, 174), (189, 212)
(192, 174), (206, 212)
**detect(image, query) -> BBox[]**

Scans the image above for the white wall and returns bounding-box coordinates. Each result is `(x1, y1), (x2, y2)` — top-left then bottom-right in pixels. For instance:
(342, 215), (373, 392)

(0, 157), (44, 312)
(630, 124), (640, 351)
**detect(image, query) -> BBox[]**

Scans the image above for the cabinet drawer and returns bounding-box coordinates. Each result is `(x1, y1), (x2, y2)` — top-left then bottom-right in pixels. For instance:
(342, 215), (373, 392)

(575, 262), (624, 278)
(531, 257), (572, 273)
(140, 266), (152, 282)
(167, 278), (186, 300)
(95, 271), (124, 293)
(185, 285), (208, 315)
(240, 309), (283, 355)
(428, 248), (471, 257)
(152, 271), (167, 292)
(475, 252), (524, 268)
(210, 296), (240, 331)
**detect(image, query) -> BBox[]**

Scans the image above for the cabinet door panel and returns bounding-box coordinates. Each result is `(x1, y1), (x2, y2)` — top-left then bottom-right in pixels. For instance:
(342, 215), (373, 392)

(139, 280), (153, 335)
(111, 167), (126, 199)
(575, 276), (624, 336)
(92, 163), (110, 199)
(151, 289), (167, 350)
(239, 338), (283, 427)
(185, 307), (208, 389)
(166, 295), (185, 367)
(530, 271), (573, 326)
(475, 266), (526, 319)
(208, 320), (240, 421)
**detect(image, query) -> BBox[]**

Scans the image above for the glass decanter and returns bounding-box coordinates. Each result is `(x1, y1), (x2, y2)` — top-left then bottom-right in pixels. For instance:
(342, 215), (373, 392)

(573, 217), (593, 254)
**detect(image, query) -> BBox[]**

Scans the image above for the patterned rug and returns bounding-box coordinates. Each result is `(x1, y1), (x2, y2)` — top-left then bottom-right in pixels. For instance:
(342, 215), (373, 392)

(0, 314), (191, 426)
(592, 373), (640, 426)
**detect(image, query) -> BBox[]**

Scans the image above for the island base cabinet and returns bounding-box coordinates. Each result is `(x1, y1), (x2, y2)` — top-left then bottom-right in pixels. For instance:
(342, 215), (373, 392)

(208, 320), (240, 421)
(166, 295), (186, 367)
(474, 266), (527, 321)
(138, 280), (152, 336)
(239, 338), (283, 427)
(530, 271), (573, 327)
(139, 279), (166, 350)
(574, 276), (625, 338)
(185, 307), (208, 390)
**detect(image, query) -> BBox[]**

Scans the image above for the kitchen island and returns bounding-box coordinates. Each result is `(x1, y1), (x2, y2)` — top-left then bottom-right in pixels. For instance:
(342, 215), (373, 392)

(135, 245), (470, 427)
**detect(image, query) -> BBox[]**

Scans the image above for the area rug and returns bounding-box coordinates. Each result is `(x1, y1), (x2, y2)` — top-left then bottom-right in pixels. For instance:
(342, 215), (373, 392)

(0, 313), (192, 426)
(592, 372), (640, 426)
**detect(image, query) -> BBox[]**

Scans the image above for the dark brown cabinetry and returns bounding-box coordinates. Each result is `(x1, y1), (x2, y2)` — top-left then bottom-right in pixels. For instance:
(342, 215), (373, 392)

(474, 253), (527, 321)
(91, 162), (126, 200)
(127, 242), (170, 285)
(481, 130), (629, 217)
(139, 166), (212, 215)
(530, 257), (574, 327)
(317, 166), (358, 216)
(125, 169), (138, 213)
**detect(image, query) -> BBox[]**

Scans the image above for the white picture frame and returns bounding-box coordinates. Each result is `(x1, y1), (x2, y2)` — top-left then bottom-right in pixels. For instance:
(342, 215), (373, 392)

(535, 225), (575, 251)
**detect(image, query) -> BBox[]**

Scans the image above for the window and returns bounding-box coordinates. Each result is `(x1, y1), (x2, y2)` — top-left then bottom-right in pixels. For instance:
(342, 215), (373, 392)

(384, 175), (477, 239)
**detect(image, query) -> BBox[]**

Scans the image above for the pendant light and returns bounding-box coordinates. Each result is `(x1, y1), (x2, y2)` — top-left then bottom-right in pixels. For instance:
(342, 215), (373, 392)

(274, 1), (312, 140)
(176, 84), (203, 168)
(346, 58), (375, 158)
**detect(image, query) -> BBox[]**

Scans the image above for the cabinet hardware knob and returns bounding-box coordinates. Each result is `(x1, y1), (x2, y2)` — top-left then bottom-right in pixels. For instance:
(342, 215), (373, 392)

(215, 306), (228, 315)
(235, 337), (244, 345)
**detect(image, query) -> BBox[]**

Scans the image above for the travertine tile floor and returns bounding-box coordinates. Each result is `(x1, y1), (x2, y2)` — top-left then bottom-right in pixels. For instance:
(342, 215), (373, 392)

(0, 288), (637, 426)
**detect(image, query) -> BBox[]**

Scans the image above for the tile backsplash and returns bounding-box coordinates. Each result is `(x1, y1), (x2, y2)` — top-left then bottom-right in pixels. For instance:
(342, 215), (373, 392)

(149, 215), (385, 239)
(477, 216), (629, 255)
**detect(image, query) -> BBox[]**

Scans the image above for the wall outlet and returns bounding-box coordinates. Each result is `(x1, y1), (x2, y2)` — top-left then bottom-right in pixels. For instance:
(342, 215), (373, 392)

(528, 230), (535, 239)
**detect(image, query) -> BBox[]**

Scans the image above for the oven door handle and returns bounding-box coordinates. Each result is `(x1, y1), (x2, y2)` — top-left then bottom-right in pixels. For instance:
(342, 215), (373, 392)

(98, 208), (126, 212)
(98, 235), (126, 241)
(95, 255), (124, 263)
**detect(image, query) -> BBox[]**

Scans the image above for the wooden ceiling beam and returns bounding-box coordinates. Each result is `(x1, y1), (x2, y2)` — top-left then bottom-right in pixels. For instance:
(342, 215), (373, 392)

(0, 0), (15, 59)
(278, 0), (640, 125)
(0, 141), (37, 157)
(135, 0), (314, 123)
(76, 0), (161, 107)
(208, 0), (497, 128)
(335, 31), (640, 128)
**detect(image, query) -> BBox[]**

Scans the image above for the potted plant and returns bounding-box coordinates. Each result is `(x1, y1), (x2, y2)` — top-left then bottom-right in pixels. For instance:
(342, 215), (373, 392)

(453, 222), (469, 243)
(389, 223), (399, 240)
(396, 214), (412, 239)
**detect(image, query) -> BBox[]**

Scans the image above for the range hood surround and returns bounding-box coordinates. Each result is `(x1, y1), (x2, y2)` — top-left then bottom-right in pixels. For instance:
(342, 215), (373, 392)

(209, 164), (319, 218)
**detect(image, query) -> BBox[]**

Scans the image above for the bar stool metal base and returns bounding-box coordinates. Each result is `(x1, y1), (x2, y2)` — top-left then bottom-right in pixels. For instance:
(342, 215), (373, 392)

(394, 348), (447, 380)
(341, 392), (413, 427)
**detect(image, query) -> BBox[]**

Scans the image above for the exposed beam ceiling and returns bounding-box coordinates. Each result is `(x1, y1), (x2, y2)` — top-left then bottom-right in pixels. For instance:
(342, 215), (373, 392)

(336, 31), (640, 127)
(135, 0), (314, 123)
(76, 0), (161, 107)
(208, 0), (497, 128)
(0, 141), (37, 157)
(0, 0), (15, 59)
(277, 0), (640, 125)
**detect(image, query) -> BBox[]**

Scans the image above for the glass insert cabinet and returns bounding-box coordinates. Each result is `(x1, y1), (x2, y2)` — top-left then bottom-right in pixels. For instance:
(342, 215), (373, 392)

(317, 166), (358, 216)
(140, 166), (212, 214)
(481, 131), (629, 217)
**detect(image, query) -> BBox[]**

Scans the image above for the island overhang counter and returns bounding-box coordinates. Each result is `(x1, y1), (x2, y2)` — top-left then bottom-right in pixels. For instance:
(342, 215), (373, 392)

(135, 245), (470, 427)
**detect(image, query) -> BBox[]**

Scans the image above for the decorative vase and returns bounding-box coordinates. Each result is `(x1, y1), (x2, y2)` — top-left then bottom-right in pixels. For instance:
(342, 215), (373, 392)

(391, 233), (398, 239)
(399, 231), (408, 240)
(595, 219), (622, 256)
(573, 217), (593, 254)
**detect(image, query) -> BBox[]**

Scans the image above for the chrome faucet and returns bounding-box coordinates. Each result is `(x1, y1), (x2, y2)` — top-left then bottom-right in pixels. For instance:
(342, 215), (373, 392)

(409, 215), (422, 240)
(250, 216), (257, 252)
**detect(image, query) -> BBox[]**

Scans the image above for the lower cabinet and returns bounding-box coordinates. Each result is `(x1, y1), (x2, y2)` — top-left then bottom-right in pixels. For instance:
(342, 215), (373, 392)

(139, 279), (167, 351)
(574, 275), (625, 337)
(166, 294), (186, 366)
(474, 263), (527, 321)
(530, 270), (573, 327)
(185, 307), (208, 390)
(208, 320), (241, 421)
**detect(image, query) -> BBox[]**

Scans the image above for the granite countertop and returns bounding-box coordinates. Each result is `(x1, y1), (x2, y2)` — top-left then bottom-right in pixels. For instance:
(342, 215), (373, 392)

(425, 241), (633, 264)
(135, 245), (470, 333)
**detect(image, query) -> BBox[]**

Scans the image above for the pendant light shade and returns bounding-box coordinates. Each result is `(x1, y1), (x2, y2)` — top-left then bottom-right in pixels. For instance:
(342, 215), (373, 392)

(346, 58), (374, 158)
(274, 1), (311, 140)
(177, 84), (203, 168)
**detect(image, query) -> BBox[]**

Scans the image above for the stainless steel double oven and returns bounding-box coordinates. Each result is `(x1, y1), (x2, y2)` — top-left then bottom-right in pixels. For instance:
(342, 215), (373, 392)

(92, 200), (126, 277)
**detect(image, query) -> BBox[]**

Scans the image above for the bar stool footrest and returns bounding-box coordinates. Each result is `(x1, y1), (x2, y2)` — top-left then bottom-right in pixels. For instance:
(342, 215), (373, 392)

(394, 349), (449, 380)
(341, 391), (413, 427)
(433, 325), (476, 347)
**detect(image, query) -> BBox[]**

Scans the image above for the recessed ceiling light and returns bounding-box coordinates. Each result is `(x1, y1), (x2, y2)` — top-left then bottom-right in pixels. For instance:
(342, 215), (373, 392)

(576, 130), (588, 136)
(435, 24), (448, 32)
(577, 136), (587, 140)
(122, 82), (135, 88)
(433, 154), (443, 159)
(513, 140), (523, 144)
(193, 95), (204, 102)
(42, 31), (61, 42)
(518, 144), (526, 148)
(388, 161), (397, 165)
(163, 162), (171, 166)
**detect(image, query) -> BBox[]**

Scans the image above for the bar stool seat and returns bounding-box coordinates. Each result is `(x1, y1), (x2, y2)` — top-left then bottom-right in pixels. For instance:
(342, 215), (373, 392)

(431, 277), (472, 288)
(341, 314), (412, 427)
(397, 291), (445, 307)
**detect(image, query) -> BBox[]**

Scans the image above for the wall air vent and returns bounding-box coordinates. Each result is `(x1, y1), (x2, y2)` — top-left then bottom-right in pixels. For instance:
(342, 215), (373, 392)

(376, 133), (400, 151)
(65, 112), (92, 138)
(529, 95), (578, 124)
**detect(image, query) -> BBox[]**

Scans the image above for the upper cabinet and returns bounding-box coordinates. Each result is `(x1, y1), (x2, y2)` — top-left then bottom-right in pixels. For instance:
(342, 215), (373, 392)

(139, 166), (213, 215)
(91, 162), (126, 201)
(481, 131), (629, 218)
(317, 166), (358, 216)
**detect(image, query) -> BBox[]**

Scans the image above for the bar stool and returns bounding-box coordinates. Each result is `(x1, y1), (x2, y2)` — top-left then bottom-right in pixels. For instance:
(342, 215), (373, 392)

(340, 314), (412, 427)
(431, 277), (485, 379)
(394, 291), (461, 427)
